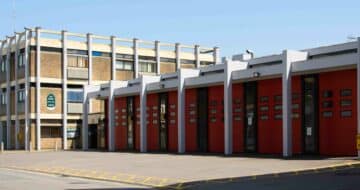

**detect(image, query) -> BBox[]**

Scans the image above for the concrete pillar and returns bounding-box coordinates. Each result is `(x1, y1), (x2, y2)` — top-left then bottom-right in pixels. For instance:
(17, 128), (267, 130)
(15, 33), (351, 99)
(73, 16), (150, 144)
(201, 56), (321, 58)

(155, 41), (160, 75)
(282, 50), (292, 157)
(177, 71), (186, 153)
(24, 29), (30, 151)
(62, 30), (68, 150)
(175, 43), (181, 70)
(87, 33), (93, 85)
(195, 45), (200, 68)
(35, 27), (41, 151)
(140, 77), (147, 152)
(111, 36), (116, 80)
(82, 86), (89, 150)
(224, 61), (233, 155)
(6, 37), (12, 149)
(108, 81), (115, 151)
(14, 33), (19, 150)
(0, 41), (3, 147)
(133, 38), (139, 78)
(213, 47), (220, 64)
(357, 37), (360, 158)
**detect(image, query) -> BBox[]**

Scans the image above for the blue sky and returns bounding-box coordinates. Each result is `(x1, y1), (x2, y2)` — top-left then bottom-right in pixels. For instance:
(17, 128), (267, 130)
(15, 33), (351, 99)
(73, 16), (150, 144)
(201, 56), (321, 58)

(0, 0), (359, 57)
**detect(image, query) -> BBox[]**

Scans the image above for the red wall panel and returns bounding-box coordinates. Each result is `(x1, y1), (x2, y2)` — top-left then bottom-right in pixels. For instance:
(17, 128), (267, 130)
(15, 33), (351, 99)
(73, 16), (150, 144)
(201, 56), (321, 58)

(319, 69), (357, 156)
(208, 85), (224, 153)
(185, 88), (198, 152)
(291, 76), (302, 154)
(114, 97), (127, 150)
(232, 83), (244, 153)
(135, 96), (140, 151)
(147, 93), (159, 151)
(167, 91), (178, 152)
(257, 78), (283, 154)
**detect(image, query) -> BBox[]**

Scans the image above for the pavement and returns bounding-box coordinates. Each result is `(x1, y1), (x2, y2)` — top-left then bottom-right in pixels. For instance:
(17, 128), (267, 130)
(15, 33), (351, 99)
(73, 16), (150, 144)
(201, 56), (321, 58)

(0, 150), (359, 189)
(0, 168), (147, 190)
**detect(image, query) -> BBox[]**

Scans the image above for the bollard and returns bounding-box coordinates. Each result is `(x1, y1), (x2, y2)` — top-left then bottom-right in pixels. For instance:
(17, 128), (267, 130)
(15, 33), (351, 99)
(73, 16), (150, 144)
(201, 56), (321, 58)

(1, 141), (4, 153)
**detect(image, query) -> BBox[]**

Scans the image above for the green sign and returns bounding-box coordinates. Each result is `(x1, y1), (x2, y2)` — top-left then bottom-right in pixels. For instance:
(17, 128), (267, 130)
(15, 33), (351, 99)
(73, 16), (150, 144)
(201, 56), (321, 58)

(47, 93), (56, 110)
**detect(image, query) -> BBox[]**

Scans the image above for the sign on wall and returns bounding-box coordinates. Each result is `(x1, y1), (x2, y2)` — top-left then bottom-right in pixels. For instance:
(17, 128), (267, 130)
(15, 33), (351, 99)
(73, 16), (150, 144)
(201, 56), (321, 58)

(46, 93), (56, 110)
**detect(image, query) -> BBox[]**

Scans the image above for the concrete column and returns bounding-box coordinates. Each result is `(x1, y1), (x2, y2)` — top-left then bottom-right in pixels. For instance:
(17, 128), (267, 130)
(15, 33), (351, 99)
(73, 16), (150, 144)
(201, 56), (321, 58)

(177, 71), (186, 153)
(24, 29), (30, 151)
(195, 45), (200, 68)
(0, 41), (3, 147)
(213, 47), (220, 64)
(82, 86), (89, 150)
(140, 77), (147, 152)
(108, 81), (115, 151)
(35, 27), (41, 151)
(133, 38), (139, 78)
(87, 33), (93, 85)
(282, 50), (292, 157)
(224, 61), (233, 155)
(155, 41), (160, 75)
(357, 37), (360, 158)
(14, 33), (19, 150)
(175, 43), (181, 70)
(62, 30), (68, 150)
(111, 36), (116, 80)
(6, 37), (12, 149)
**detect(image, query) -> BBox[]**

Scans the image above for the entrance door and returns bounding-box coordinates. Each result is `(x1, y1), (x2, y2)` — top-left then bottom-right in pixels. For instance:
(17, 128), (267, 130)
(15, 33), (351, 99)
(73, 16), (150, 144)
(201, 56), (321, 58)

(159, 93), (168, 151)
(197, 88), (208, 152)
(88, 125), (97, 149)
(127, 97), (135, 150)
(244, 82), (257, 152)
(302, 75), (319, 154)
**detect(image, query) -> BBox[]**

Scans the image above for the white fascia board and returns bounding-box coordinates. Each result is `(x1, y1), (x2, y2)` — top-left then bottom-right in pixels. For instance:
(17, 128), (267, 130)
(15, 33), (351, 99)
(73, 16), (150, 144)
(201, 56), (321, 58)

(199, 63), (225, 73)
(147, 79), (178, 92)
(185, 72), (224, 87)
(114, 86), (141, 97)
(304, 41), (357, 56)
(249, 54), (282, 65)
(232, 64), (283, 81)
(292, 53), (357, 74)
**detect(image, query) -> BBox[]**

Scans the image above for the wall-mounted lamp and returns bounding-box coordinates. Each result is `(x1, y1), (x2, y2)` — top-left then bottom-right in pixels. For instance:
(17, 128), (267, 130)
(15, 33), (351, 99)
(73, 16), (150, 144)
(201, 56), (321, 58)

(160, 83), (165, 89)
(253, 72), (260, 78)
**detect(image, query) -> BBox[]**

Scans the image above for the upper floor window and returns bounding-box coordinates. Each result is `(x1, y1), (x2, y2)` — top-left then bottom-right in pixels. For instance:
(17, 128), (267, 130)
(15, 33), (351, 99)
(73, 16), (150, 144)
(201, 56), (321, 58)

(0, 58), (6, 72)
(18, 52), (25, 68)
(67, 90), (83, 103)
(116, 54), (134, 71)
(0, 93), (6, 105)
(17, 90), (25, 103)
(68, 49), (88, 68)
(139, 56), (156, 73)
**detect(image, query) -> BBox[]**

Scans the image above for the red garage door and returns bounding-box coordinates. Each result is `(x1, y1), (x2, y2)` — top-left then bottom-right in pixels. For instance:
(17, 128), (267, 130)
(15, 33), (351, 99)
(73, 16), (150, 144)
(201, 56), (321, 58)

(167, 91), (178, 152)
(208, 85), (224, 153)
(232, 83), (244, 153)
(185, 88), (198, 152)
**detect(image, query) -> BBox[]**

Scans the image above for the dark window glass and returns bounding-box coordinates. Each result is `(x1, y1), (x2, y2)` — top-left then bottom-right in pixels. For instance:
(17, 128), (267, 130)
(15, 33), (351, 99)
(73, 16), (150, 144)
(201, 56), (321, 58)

(274, 95), (282, 102)
(322, 101), (333, 108)
(274, 104), (282, 110)
(323, 90), (333, 98)
(260, 96), (269, 103)
(322, 111), (333, 118)
(260, 106), (269, 111)
(341, 110), (352, 117)
(340, 100), (352, 107)
(67, 90), (83, 103)
(340, 89), (352, 97)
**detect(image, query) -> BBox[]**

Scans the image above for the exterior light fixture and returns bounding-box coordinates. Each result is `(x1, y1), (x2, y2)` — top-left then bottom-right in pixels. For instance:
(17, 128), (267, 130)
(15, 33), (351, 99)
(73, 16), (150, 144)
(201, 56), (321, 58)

(253, 72), (260, 78)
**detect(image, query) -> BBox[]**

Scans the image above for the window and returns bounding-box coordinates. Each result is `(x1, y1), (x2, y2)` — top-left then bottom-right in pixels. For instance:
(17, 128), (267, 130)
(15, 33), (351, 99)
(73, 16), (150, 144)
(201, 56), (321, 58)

(181, 59), (195, 65)
(68, 49), (88, 68)
(340, 89), (352, 97)
(341, 110), (352, 118)
(139, 62), (156, 73)
(116, 60), (133, 70)
(18, 52), (25, 68)
(17, 90), (25, 103)
(322, 101), (333, 108)
(340, 100), (352, 107)
(0, 93), (6, 105)
(260, 96), (269, 103)
(68, 55), (88, 68)
(0, 58), (6, 72)
(323, 90), (332, 98)
(67, 90), (83, 103)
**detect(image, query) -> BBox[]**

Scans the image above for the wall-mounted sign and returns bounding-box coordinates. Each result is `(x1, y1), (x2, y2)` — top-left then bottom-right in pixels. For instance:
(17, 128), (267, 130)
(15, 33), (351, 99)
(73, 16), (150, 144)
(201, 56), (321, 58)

(67, 128), (78, 139)
(47, 93), (56, 110)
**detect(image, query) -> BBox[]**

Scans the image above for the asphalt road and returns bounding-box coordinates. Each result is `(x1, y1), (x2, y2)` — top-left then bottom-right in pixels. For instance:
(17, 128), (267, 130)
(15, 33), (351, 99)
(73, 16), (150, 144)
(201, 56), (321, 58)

(184, 167), (360, 190)
(0, 168), (148, 190)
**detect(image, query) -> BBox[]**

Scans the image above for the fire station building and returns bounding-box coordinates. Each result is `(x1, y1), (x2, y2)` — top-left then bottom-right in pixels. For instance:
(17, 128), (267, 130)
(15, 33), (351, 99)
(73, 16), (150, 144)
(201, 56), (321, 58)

(84, 38), (360, 157)
(0, 27), (219, 151)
